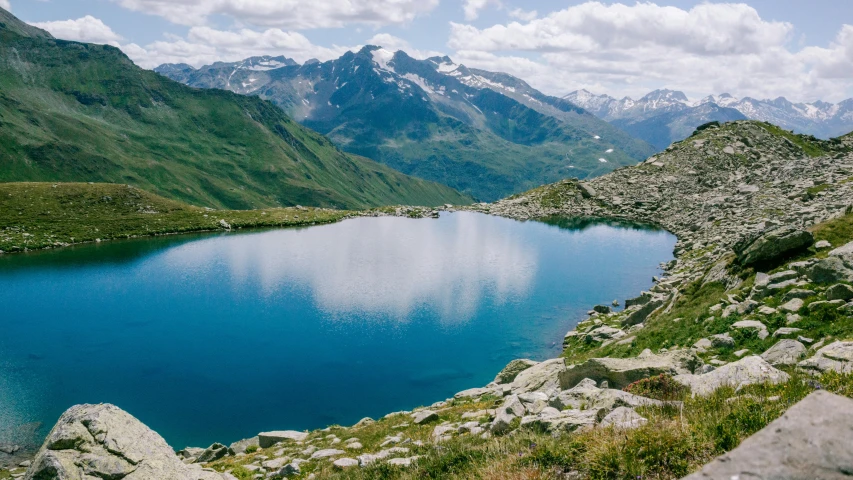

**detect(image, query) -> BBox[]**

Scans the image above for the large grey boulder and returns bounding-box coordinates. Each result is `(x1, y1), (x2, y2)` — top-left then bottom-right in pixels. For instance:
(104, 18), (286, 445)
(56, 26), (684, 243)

(195, 443), (230, 463)
(798, 341), (853, 375)
(550, 378), (665, 411)
(491, 395), (526, 434)
(493, 359), (537, 384)
(826, 283), (853, 301)
(761, 340), (806, 366)
(510, 358), (566, 395)
(682, 391), (853, 479)
(806, 257), (853, 284)
(622, 296), (666, 326)
(228, 437), (258, 455)
(674, 356), (790, 396)
(24, 404), (225, 480)
(735, 227), (813, 267)
(829, 240), (853, 266)
(258, 430), (308, 448)
(560, 349), (702, 390)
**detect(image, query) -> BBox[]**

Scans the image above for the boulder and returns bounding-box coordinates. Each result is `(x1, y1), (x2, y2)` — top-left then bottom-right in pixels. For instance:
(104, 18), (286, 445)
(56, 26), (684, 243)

(826, 283), (853, 301)
(228, 437), (259, 455)
(829, 240), (853, 266)
(674, 356), (790, 396)
(493, 359), (537, 384)
(735, 227), (813, 267)
(560, 349), (701, 390)
(730, 320), (769, 340)
(710, 333), (735, 348)
(258, 431), (308, 448)
(333, 458), (359, 469)
(578, 183), (597, 199)
(196, 443), (230, 463)
(510, 358), (566, 395)
(806, 257), (853, 284)
(520, 408), (601, 434)
(585, 326), (626, 343)
(411, 410), (439, 425)
(550, 378), (665, 411)
(622, 296), (665, 326)
(593, 305), (611, 314)
(682, 391), (853, 480)
(779, 298), (804, 312)
(599, 407), (647, 430)
(760, 340), (806, 366)
(693, 338), (713, 353)
(24, 404), (226, 480)
(798, 341), (853, 375)
(491, 395), (525, 434)
(310, 449), (344, 460)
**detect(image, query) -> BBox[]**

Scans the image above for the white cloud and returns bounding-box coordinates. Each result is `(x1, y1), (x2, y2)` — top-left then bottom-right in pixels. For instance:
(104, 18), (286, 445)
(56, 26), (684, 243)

(447, 2), (853, 102)
(508, 8), (536, 22)
(365, 33), (443, 59)
(30, 16), (123, 45)
(112, 0), (438, 29)
(125, 26), (351, 68)
(462, 0), (501, 21)
(0, 0), (10, 12)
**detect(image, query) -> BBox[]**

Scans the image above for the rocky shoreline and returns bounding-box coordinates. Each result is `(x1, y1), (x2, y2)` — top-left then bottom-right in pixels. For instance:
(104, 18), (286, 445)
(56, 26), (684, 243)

(7, 121), (853, 479)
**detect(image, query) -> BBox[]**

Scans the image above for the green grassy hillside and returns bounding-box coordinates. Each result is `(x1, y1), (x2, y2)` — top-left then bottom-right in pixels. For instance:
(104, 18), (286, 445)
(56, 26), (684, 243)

(0, 10), (470, 210)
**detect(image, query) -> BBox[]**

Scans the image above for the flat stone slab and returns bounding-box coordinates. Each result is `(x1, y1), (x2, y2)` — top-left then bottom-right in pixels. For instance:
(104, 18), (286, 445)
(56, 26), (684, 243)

(682, 390), (853, 479)
(258, 430), (309, 448)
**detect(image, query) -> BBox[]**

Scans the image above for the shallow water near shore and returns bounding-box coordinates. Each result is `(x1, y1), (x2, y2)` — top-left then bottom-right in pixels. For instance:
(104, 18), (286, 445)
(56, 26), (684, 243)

(0, 212), (674, 450)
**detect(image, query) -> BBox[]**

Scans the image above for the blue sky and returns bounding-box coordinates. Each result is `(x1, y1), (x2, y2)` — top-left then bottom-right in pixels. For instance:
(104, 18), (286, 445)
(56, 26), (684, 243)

(8, 1), (853, 102)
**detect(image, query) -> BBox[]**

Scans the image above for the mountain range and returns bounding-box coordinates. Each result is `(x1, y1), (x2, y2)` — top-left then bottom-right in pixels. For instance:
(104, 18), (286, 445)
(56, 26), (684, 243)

(0, 8), (469, 210)
(566, 89), (853, 149)
(156, 49), (656, 201)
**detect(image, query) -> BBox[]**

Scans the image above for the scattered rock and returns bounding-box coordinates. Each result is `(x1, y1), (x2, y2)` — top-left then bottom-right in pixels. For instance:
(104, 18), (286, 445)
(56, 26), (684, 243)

(807, 257), (853, 283)
(196, 443), (231, 463)
(772, 327), (802, 338)
(779, 298), (804, 312)
(510, 358), (566, 395)
(710, 333), (735, 348)
(730, 320), (769, 340)
(520, 408), (601, 434)
(310, 449), (344, 460)
(815, 240), (832, 249)
(228, 437), (259, 455)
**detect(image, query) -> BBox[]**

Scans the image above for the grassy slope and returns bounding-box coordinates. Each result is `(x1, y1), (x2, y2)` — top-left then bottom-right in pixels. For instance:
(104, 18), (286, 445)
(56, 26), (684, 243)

(0, 183), (351, 253)
(0, 12), (470, 210)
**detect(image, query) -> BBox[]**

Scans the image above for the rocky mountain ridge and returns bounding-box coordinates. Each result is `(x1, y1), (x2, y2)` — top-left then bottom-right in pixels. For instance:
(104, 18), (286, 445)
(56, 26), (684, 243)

(566, 88), (853, 144)
(156, 47), (656, 201)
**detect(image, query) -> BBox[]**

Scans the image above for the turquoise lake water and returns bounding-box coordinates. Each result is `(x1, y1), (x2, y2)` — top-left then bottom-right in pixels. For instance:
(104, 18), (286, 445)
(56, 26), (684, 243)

(0, 212), (675, 450)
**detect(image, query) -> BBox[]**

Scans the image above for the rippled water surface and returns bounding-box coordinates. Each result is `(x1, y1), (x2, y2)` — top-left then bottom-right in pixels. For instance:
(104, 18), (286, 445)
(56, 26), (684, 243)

(0, 212), (675, 449)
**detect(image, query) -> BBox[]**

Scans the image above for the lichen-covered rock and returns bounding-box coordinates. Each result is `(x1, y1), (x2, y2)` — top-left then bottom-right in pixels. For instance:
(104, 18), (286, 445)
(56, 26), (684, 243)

(798, 341), (853, 375)
(258, 430), (308, 448)
(24, 404), (226, 480)
(806, 257), (853, 284)
(674, 356), (789, 396)
(520, 408), (601, 434)
(493, 359), (538, 384)
(683, 391), (853, 479)
(599, 407), (647, 430)
(735, 227), (813, 267)
(760, 340), (806, 366)
(826, 283), (853, 301)
(550, 378), (664, 411)
(510, 358), (566, 395)
(560, 349), (702, 390)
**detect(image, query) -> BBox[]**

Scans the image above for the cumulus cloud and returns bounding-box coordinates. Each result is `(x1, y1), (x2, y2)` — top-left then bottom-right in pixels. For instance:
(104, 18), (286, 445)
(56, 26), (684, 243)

(124, 26), (351, 68)
(30, 16), (123, 45)
(448, 2), (853, 102)
(462, 0), (501, 21)
(508, 8), (537, 22)
(365, 33), (443, 59)
(112, 0), (438, 29)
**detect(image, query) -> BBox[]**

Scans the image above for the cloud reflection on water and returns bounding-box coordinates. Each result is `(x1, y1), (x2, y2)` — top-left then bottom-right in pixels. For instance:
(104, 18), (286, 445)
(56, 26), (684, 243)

(163, 213), (538, 320)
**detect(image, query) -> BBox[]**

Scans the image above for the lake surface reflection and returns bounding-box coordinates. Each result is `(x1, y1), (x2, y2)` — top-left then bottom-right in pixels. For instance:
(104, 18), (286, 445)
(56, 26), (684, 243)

(0, 212), (675, 449)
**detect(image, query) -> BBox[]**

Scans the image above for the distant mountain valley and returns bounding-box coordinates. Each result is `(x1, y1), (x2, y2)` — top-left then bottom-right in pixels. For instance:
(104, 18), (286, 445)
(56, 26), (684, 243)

(157, 49), (655, 201)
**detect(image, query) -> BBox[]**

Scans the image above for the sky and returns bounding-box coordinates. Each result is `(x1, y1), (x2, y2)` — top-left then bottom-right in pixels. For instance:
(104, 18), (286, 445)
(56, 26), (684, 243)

(7, 0), (853, 103)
